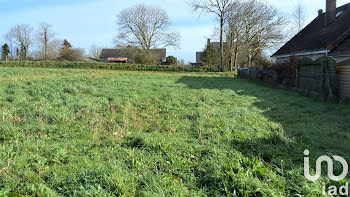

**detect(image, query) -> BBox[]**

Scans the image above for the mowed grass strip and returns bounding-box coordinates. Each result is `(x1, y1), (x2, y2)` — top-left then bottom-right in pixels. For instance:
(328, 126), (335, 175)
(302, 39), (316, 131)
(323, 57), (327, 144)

(0, 67), (349, 196)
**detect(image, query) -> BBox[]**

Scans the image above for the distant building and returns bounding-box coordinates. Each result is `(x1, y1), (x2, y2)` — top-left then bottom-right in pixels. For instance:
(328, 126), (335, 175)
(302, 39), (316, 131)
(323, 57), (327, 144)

(272, 0), (350, 63)
(196, 39), (225, 65)
(100, 48), (166, 63)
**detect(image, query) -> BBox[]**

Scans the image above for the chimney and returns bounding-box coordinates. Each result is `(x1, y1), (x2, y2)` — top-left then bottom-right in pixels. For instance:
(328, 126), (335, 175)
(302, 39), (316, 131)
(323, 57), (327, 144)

(318, 9), (323, 17)
(325, 0), (336, 26)
(207, 38), (211, 46)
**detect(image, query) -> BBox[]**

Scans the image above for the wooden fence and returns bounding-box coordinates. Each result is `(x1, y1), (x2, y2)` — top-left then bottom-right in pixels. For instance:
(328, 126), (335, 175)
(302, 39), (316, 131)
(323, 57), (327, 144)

(296, 56), (338, 98)
(238, 56), (350, 102)
(337, 60), (350, 99)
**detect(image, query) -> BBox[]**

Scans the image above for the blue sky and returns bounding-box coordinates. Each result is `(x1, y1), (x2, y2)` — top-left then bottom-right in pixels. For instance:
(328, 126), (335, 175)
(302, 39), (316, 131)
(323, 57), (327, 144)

(1, 0), (349, 62)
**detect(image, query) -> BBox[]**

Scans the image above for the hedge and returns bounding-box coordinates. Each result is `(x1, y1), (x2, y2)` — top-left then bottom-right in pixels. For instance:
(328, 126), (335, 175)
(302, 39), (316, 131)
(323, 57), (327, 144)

(0, 61), (219, 73)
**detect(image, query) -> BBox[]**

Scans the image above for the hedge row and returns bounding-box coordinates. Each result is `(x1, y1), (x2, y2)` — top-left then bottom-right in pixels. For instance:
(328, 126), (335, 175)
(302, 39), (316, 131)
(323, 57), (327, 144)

(0, 61), (219, 72)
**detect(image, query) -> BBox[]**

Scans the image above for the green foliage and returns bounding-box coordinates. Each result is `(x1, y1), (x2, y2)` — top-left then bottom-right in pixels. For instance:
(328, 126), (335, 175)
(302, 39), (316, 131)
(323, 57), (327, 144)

(0, 61), (219, 72)
(57, 39), (83, 61)
(20, 43), (26, 60)
(1, 44), (10, 61)
(201, 44), (220, 67)
(134, 50), (158, 65)
(0, 66), (349, 196)
(58, 48), (84, 61)
(166, 56), (177, 65)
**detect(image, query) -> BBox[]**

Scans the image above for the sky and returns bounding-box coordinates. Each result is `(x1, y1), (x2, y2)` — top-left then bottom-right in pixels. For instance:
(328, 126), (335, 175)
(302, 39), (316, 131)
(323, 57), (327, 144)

(0, 0), (349, 62)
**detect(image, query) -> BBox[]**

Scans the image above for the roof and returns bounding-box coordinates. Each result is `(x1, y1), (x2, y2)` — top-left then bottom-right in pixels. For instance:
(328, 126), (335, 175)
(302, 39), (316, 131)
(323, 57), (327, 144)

(337, 59), (350, 65)
(100, 49), (127, 59)
(273, 3), (350, 57)
(100, 48), (166, 59)
(209, 42), (221, 49)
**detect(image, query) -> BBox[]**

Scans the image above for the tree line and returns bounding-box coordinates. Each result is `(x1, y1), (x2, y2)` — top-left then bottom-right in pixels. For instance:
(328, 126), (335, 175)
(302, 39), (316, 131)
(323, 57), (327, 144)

(1, 0), (306, 68)
(113, 1), (305, 69)
(1, 23), (101, 62)
(192, 0), (289, 71)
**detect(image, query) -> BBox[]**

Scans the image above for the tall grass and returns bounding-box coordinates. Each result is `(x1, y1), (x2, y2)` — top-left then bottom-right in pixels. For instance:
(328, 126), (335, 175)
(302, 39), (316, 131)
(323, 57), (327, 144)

(0, 67), (349, 196)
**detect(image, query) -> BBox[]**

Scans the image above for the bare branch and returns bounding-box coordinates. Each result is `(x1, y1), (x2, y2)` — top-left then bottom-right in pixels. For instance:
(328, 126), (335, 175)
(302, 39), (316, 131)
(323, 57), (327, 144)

(37, 22), (56, 60)
(115, 4), (180, 50)
(190, 0), (236, 71)
(292, 0), (306, 33)
(6, 24), (34, 60)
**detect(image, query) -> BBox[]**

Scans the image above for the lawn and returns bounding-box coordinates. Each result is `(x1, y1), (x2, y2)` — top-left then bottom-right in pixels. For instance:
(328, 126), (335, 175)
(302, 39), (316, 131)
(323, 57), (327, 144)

(0, 66), (349, 196)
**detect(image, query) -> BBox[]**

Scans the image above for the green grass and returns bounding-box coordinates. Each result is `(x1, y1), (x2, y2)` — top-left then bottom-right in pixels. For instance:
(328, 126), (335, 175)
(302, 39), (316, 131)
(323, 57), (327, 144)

(0, 66), (349, 196)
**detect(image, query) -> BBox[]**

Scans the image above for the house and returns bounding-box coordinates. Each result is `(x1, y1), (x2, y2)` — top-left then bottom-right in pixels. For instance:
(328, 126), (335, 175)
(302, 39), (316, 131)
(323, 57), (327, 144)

(100, 48), (166, 63)
(272, 0), (350, 63)
(196, 39), (223, 65)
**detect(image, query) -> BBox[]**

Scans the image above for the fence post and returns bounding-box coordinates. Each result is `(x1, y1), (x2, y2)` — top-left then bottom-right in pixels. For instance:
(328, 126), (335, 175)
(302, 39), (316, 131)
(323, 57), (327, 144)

(324, 57), (333, 99)
(296, 62), (299, 88)
(321, 58), (325, 94)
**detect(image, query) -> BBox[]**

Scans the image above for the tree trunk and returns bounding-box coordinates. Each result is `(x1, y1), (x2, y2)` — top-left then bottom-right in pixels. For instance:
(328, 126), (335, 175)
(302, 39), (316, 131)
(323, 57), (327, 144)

(229, 33), (234, 72)
(247, 50), (252, 68)
(230, 51), (234, 72)
(44, 39), (47, 60)
(234, 46), (239, 71)
(220, 16), (224, 72)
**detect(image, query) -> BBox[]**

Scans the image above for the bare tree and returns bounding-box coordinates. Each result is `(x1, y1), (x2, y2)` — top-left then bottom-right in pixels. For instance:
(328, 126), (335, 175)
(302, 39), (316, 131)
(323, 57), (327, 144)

(292, 0), (306, 34)
(115, 4), (180, 50)
(89, 45), (102, 60)
(47, 39), (62, 60)
(190, 0), (236, 71)
(243, 0), (286, 67)
(32, 39), (62, 60)
(7, 24), (33, 60)
(226, 0), (245, 71)
(226, 0), (286, 68)
(37, 23), (55, 60)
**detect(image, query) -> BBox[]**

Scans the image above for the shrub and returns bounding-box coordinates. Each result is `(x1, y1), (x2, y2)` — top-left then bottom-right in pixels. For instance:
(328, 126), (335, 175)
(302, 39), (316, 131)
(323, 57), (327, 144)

(264, 56), (298, 83)
(165, 56), (177, 65)
(134, 50), (158, 65)
(58, 48), (84, 61)
(0, 61), (220, 73)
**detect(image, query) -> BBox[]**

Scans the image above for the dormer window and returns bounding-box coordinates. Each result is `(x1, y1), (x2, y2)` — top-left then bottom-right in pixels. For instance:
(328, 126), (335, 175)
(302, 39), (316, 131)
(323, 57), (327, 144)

(336, 11), (344, 17)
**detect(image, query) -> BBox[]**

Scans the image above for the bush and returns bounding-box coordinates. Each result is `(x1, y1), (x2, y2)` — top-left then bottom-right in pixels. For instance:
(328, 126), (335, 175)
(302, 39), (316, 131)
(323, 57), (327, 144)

(134, 50), (158, 65)
(0, 61), (220, 73)
(264, 56), (298, 75)
(58, 48), (84, 61)
(165, 56), (177, 65)
(263, 56), (298, 83)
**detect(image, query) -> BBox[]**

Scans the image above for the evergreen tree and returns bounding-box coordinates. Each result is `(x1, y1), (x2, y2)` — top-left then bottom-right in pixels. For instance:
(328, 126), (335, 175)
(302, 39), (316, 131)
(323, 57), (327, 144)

(58, 39), (83, 61)
(1, 44), (10, 61)
(62, 39), (72, 49)
(20, 43), (26, 60)
(16, 48), (20, 59)
(166, 56), (177, 65)
(201, 44), (220, 67)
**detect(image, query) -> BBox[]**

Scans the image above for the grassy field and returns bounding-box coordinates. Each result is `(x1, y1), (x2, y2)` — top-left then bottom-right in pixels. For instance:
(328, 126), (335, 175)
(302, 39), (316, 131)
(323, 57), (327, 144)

(0, 66), (349, 196)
